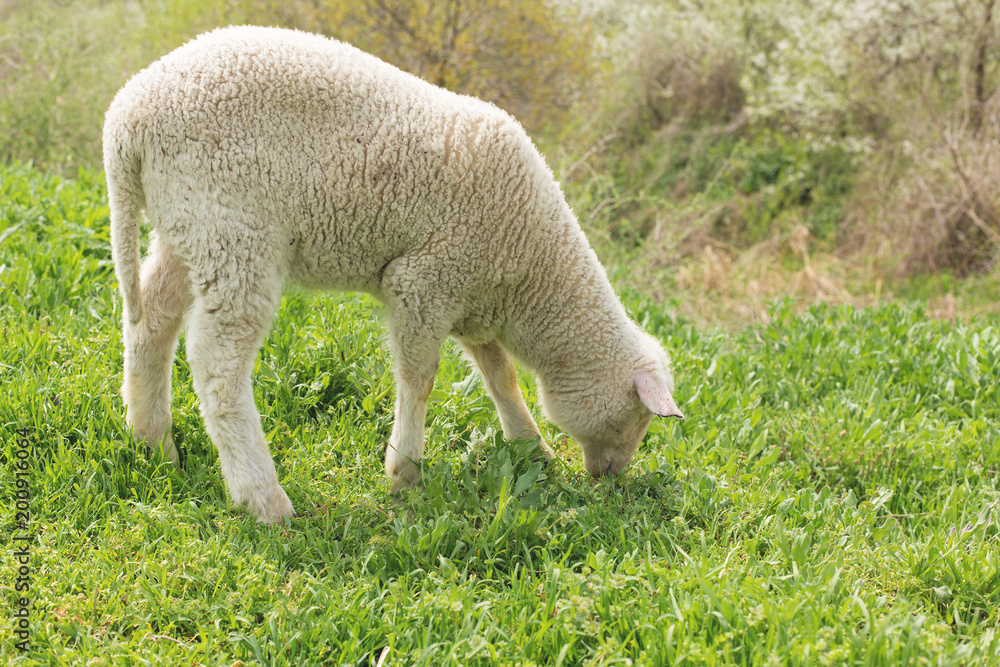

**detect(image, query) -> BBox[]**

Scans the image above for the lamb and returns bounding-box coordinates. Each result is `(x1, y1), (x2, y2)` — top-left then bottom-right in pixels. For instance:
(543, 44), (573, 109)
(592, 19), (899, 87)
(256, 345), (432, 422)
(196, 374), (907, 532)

(103, 25), (684, 523)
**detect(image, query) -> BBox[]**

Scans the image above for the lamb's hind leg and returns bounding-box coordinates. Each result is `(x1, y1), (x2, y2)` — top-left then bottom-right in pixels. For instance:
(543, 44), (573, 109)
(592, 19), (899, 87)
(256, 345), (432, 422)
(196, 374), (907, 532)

(122, 233), (192, 462)
(185, 283), (293, 523)
(461, 340), (554, 458)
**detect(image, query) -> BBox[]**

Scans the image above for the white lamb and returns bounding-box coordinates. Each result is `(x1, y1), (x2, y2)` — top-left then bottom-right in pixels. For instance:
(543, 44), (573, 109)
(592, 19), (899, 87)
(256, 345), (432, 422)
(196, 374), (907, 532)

(104, 26), (683, 523)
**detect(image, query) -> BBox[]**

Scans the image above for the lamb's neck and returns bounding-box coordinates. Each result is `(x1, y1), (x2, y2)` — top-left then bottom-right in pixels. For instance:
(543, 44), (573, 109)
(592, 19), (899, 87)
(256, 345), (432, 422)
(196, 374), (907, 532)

(504, 239), (633, 384)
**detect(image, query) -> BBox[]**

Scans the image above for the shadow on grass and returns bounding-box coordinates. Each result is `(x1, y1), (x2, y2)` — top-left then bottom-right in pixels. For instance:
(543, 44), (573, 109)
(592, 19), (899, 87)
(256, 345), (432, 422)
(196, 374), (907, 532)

(360, 436), (686, 582)
(147, 434), (692, 600)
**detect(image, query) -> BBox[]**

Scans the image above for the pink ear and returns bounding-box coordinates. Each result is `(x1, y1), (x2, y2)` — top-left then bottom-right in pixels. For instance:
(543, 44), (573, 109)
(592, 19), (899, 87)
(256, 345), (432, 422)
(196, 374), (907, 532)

(635, 373), (684, 419)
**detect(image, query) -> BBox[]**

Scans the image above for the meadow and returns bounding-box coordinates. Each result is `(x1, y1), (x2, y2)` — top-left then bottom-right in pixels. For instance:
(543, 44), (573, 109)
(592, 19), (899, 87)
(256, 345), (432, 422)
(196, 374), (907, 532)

(1, 161), (999, 665)
(4, 1), (1000, 662)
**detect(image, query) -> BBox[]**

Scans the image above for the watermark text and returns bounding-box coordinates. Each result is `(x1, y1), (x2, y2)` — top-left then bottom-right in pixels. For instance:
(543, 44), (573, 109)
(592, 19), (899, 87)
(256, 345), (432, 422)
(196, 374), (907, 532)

(11, 427), (33, 653)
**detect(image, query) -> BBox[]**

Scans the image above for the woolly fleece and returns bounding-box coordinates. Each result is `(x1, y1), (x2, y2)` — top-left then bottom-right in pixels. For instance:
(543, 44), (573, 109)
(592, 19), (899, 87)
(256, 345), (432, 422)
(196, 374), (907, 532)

(104, 26), (683, 523)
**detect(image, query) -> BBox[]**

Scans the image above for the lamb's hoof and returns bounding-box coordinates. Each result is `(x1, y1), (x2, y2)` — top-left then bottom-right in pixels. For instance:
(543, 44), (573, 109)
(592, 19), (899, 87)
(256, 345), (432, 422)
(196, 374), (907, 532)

(234, 482), (295, 525)
(538, 439), (557, 460)
(161, 435), (182, 467)
(389, 474), (421, 498)
(387, 455), (421, 498)
(135, 428), (181, 465)
(256, 495), (295, 525)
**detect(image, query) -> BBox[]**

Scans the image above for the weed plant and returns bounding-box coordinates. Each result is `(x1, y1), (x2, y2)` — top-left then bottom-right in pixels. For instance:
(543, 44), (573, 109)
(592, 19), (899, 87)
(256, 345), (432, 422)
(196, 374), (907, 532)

(1, 163), (999, 664)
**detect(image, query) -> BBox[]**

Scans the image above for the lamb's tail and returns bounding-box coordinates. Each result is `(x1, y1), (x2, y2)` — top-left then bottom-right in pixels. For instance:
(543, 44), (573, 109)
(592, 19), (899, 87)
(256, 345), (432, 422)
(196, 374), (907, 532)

(103, 112), (146, 327)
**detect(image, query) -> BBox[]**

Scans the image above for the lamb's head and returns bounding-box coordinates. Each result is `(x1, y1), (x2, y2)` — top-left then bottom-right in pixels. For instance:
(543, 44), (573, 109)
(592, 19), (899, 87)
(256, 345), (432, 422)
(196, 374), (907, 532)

(539, 328), (683, 477)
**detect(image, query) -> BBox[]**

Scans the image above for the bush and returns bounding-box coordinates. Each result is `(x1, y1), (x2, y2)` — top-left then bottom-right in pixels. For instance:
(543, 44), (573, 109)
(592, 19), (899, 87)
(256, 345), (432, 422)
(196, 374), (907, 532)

(851, 101), (1000, 277)
(0, 0), (595, 172)
(561, 0), (1000, 286)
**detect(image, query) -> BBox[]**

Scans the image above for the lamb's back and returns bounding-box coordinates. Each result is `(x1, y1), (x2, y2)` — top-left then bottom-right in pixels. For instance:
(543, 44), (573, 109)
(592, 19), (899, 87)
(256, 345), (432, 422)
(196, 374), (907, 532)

(111, 26), (576, 299)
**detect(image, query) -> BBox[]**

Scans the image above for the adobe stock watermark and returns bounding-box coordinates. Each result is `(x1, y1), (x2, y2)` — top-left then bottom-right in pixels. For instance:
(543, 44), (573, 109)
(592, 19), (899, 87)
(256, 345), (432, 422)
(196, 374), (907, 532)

(10, 428), (33, 654)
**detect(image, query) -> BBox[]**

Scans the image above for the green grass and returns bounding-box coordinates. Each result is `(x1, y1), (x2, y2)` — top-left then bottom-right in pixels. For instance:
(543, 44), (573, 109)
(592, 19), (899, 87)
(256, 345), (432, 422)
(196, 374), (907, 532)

(1, 161), (999, 665)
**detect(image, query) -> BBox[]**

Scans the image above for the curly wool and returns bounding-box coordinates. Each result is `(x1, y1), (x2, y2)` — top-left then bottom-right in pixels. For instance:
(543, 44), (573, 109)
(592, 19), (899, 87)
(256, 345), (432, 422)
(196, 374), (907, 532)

(105, 26), (682, 523)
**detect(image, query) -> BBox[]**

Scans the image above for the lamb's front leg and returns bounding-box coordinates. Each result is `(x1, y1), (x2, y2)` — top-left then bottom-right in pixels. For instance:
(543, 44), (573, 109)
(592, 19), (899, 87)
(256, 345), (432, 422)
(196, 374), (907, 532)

(385, 351), (440, 494)
(381, 261), (453, 494)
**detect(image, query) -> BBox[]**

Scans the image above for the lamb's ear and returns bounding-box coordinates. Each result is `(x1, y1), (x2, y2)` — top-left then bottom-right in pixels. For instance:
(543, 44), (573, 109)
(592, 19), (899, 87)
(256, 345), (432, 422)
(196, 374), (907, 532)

(635, 373), (684, 419)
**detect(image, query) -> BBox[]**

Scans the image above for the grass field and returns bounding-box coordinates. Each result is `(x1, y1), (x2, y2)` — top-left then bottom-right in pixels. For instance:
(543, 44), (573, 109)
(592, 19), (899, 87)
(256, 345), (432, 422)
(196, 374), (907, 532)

(1, 162), (999, 665)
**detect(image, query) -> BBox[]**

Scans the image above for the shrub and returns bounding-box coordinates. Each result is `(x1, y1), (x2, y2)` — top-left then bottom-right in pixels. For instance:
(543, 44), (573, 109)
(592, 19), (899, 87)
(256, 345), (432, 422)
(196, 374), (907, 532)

(561, 0), (1000, 284)
(851, 101), (1000, 277)
(0, 0), (595, 172)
